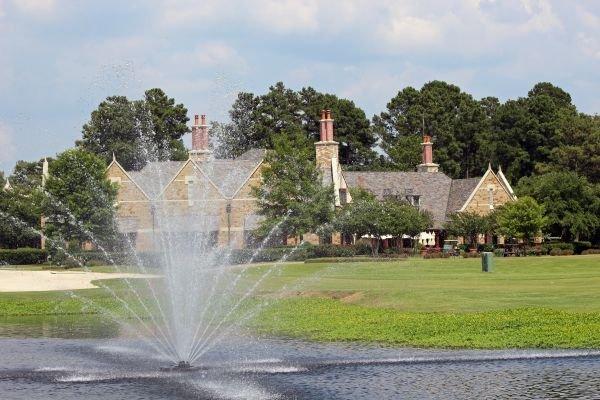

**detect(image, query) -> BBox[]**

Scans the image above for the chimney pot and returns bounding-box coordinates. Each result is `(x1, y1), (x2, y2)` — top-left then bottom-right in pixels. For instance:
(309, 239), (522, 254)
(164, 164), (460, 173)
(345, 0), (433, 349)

(194, 114), (199, 125)
(201, 114), (206, 125)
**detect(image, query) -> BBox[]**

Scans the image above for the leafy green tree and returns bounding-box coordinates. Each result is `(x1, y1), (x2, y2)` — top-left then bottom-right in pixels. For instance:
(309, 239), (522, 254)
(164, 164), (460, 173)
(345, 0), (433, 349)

(444, 211), (490, 250)
(252, 127), (334, 244)
(0, 182), (42, 248)
(335, 193), (388, 255)
(213, 83), (377, 167)
(336, 190), (431, 255)
(43, 149), (117, 246)
(485, 82), (578, 182)
(78, 88), (189, 170)
(374, 81), (488, 178)
(383, 134), (422, 171)
(535, 112), (600, 183)
(516, 172), (600, 241)
(495, 196), (547, 244)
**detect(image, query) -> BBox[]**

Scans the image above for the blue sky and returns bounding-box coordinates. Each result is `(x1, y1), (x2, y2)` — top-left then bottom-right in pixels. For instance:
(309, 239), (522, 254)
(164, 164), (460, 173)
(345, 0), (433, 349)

(0, 0), (599, 173)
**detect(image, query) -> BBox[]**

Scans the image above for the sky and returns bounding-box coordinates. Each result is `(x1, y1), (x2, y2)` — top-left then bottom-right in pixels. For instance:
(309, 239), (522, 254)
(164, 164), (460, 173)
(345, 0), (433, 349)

(0, 0), (599, 173)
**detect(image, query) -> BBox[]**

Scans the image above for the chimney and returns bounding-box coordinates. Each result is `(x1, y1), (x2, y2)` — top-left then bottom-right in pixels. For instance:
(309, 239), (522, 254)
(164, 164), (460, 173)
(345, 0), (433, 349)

(192, 114), (208, 151)
(319, 110), (327, 141)
(416, 134), (439, 173)
(315, 109), (339, 171)
(190, 114), (212, 162)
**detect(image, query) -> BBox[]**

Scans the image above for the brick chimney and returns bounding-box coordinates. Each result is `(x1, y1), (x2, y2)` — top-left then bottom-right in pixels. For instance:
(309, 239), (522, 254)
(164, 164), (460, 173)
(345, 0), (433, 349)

(315, 109), (339, 171)
(416, 134), (439, 173)
(189, 114), (212, 162)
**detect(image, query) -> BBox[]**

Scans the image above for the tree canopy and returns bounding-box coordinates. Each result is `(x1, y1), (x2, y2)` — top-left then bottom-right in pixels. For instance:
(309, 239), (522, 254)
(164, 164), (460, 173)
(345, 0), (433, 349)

(252, 127), (334, 244)
(212, 82), (378, 167)
(516, 172), (600, 241)
(444, 211), (491, 249)
(78, 88), (189, 171)
(494, 196), (547, 244)
(43, 148), (117, 246)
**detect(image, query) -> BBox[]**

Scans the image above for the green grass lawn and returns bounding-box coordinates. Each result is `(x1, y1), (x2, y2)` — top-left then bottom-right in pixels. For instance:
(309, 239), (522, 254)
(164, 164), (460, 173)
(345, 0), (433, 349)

(1, 255), (600, 348)
(246, 255), (600, 348)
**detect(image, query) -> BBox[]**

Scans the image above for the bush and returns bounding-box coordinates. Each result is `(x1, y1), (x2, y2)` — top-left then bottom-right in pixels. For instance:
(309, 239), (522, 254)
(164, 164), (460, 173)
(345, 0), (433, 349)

(582, 249), (600, 255)
(462, 251), (480, 258)
(542, 242), (574, 255)
(477, 244), (494, 253)
(311, 244), (356, 258)
(573, 241), (592, 255)
(549, 248), (574, 256)
(0, 248), (47, 265)
(493, 249), (504, 257)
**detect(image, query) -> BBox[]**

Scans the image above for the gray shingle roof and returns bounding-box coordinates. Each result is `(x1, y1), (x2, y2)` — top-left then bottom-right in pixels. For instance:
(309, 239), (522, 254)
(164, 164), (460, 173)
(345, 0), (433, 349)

(343, 171), (454, 229)
(446, 178), (481, 215)
(127, 149), (265, 200)
(128, 161), (186, 199)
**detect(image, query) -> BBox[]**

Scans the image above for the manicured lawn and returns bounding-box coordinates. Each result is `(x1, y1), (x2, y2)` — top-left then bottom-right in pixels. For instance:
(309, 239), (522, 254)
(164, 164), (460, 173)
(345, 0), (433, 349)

(1, 255), (600, 348)
(247, 255), (600, 348)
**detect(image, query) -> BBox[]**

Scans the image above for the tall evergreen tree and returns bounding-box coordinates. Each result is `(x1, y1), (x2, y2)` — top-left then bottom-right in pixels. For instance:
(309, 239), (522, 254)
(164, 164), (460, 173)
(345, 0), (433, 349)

(374, 81), (488, 178)
(252, 127), (334, 244)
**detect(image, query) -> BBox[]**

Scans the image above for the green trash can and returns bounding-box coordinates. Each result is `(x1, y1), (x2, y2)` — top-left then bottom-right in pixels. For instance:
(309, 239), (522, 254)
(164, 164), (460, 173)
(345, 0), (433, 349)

(482, 252), (493, 272)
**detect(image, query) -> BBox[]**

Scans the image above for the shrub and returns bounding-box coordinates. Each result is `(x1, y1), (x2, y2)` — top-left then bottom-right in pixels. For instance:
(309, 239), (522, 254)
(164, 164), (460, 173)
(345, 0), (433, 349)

(542, 242), (574, 255)
(353, 242), (373, 256)
(493, 249), (504, 257)
(311, 244), (356, 258)
(462, 251), (480, 258)
(549, 248), (574, 256)
(0, 248), (47, 265)
(582, 249), (600, 255)
(477, 244), (494, 253)
(573, 241), (592, 255)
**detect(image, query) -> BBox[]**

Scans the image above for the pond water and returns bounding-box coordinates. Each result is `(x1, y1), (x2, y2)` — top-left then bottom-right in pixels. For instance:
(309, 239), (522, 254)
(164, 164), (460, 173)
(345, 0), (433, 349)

(1, 316), (600, 399)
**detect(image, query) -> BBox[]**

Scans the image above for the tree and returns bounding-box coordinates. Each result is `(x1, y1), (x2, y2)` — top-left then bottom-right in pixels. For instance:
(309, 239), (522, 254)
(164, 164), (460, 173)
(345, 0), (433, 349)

(0, 181), (42, 248)
(374, 81), (489, 178)
(535, 112), (600, 183)
(78, 88), (189, 170)
(213, 83), (377, 167)
(494, 196), (547, 244)
(43, 149), (117, 246)
(444, 211), (490, 250)
(252, 127), (334, 244)
(485, 82), (578, 182)
(516, 172), (600, 241)
(336, 190), (431, 255)
(383, 134), (422, 171)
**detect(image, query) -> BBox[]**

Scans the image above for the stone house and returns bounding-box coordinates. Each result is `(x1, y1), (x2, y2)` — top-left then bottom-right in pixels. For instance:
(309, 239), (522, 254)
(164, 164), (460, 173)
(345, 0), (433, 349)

(108, 111), (516, 250)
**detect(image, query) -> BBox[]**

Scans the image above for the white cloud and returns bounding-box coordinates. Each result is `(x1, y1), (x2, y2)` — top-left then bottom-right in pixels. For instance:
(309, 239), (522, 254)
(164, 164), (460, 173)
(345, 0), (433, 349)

(11, 0), (56, 17)
(247, 0), (319, 33)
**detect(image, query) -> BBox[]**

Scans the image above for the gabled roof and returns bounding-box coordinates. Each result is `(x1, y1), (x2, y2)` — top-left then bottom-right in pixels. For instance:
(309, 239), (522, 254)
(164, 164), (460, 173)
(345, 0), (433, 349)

(106, 158), (151, 200)
(446, 178), (480, 215)
(344, 171), (453, 229)
(121, 149), (266, 200)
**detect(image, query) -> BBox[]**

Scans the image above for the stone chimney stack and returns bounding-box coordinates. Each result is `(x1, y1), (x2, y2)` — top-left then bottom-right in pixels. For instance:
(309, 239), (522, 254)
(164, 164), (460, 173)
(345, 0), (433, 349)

(315, 109), (339, 171)
(190, 114), (212, 162)
(416, 134), (439, 173)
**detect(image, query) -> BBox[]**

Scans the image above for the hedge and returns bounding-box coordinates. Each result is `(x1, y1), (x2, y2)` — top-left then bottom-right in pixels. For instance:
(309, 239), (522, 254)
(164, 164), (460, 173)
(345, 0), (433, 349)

(0, 248), (47, 265)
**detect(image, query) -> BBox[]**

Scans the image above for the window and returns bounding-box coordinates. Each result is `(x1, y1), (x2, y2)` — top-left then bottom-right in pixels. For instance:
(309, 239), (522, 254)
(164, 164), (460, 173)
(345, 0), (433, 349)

(405, 195), (420, 208)
(487, 185), (494, 209)
(185, 176), (195, 206)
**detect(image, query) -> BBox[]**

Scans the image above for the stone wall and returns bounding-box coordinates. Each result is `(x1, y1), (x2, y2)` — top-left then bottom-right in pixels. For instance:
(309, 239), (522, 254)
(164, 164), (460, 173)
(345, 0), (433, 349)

(463, 171), (513, 215)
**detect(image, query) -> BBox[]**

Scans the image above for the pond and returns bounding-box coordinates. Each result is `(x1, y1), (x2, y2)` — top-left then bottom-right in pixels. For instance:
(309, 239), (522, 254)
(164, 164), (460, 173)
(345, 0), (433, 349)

(1, 315), (600, 399)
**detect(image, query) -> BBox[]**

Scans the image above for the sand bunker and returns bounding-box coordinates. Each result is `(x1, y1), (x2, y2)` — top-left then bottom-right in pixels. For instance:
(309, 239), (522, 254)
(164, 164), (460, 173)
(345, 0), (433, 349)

(0, 270), (152, 292)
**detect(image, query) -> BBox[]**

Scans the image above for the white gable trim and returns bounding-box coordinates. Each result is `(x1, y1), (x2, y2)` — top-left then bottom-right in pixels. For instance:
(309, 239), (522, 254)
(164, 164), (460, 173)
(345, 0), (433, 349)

(458, 166), (495, 212)
(106, 159), (151, 200)
(156, 159), (227, 200)
(497, 167), (517, 200)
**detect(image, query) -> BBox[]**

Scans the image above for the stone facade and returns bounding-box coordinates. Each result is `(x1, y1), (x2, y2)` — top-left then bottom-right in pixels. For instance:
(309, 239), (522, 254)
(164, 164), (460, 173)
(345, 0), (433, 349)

(107, 110), (516, 250)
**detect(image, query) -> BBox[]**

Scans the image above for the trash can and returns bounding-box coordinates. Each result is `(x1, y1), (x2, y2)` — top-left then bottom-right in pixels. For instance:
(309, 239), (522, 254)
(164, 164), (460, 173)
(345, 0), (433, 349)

(482, 252), (493, 272)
